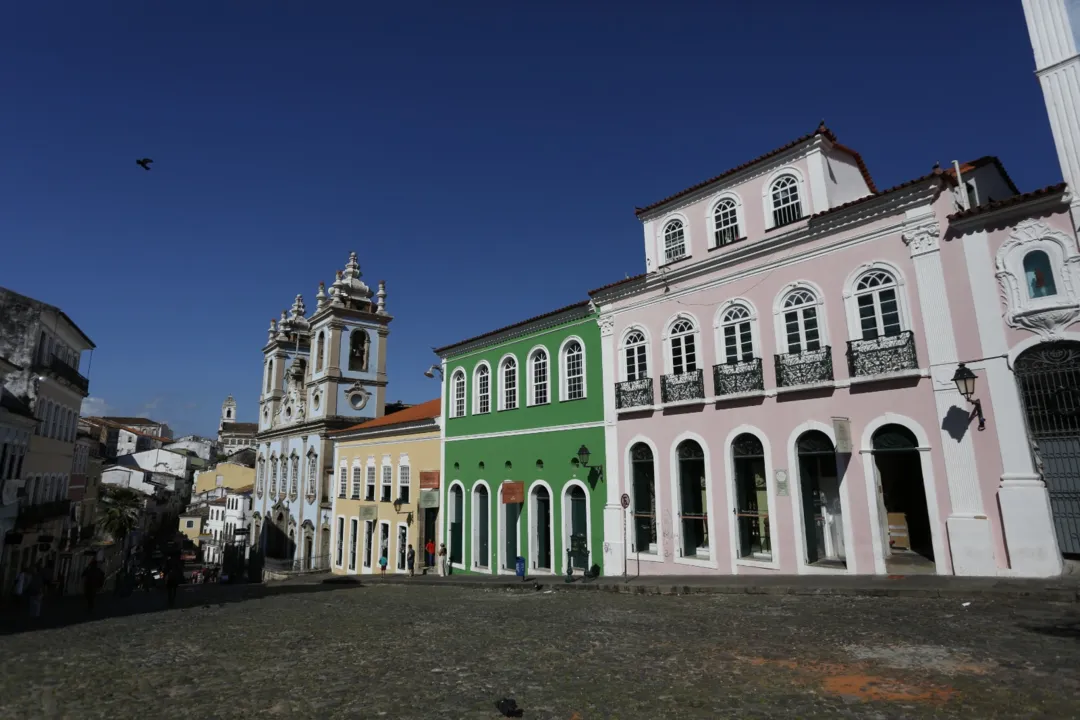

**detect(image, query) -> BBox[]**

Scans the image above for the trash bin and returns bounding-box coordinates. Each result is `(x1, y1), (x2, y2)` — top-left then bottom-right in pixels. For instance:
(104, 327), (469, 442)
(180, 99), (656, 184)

(515, 556), (526, 581)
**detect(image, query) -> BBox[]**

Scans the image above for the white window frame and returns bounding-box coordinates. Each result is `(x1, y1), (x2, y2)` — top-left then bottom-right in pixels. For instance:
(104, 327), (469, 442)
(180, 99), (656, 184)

(472, 480), (491, 570)
(725, 426), (779, 570)
(365, 459), (376, 501)
(708, 192), (745, 248)
(667, 432), (719, 570)
(380, 457), (393, 502)
(773, 282), (829, 355)
(560, 479), (592, 575)
(472, 362), (492, 415)
(662, 313), (701, 375)
(620, 326), (651, 382)
(397, 455), (410, 504)
(658, 214), (690, 265)
(527, 480), (557, 573)
(350, 460), (362, 499)
(498, 354), (518, 411)
(558, 336), (587, 401)
(338, 463), (348, 498)
(449, 369), (467, 418)
(527, 346), (550, 406)
(842, 262), (913, 341)
(761, 166), (808, 230)
(396, 522), (409, 572)
(713, 299), (761, 364)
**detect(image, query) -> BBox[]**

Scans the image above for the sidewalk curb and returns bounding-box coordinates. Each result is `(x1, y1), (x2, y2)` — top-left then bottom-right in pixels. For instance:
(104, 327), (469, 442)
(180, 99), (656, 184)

(348, 577), (1080, 603)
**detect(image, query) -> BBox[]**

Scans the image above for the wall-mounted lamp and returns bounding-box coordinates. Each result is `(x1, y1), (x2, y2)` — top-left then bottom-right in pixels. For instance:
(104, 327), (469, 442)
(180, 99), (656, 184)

(951, 362), (986, 431)
(424, 364), (443, 379)
(576, 444), (603, 481)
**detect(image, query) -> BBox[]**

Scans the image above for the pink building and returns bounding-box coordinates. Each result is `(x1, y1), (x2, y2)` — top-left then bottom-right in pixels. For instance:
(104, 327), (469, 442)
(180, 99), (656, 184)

(593, 1), (1080, 578)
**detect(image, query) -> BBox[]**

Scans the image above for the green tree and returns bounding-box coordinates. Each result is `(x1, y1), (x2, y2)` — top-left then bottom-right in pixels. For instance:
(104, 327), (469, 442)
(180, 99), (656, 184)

(99, 486), (143, 546)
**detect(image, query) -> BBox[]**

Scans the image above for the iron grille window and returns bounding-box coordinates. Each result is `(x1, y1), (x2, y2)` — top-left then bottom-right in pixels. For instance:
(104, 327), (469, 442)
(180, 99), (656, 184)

(502, 357), (517, 410)
(564, 341), (584, 400)
(663, 219), (686, 262)
(713, 199), (740, 245)
(771, 175), (802, 227)
(532, 350), (549, 405)
(338, 467), (347, 498)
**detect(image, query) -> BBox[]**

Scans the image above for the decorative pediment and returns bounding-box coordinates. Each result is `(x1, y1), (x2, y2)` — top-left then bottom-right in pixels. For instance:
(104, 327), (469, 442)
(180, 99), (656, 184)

(995, 219), (1080, 341)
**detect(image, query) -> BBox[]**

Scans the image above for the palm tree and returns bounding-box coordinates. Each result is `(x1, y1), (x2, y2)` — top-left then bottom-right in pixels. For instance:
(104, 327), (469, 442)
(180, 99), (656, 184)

(99, 486), (143, 548)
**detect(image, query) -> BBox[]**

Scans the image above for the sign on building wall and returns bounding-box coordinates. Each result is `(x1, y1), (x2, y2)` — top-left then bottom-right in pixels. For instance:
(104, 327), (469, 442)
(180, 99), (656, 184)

(420, 471), (440, 489)
(832, 417), (853, 454)
(501, 481), (524, 504)
(775, 469), (789, 497)
(357, 505), (378, 521)
(419, 489), (440, 508)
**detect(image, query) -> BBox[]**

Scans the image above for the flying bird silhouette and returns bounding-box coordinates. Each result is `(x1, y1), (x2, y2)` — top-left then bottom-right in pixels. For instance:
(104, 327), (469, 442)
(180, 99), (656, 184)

(136, 158), (153, 171)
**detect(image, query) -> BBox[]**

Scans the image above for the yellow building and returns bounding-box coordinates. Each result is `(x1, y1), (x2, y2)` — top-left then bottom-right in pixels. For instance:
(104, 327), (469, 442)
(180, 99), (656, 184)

(193, 461), (255, 496)
(330, 399), (440, 576)
(178, 506), (208, 546)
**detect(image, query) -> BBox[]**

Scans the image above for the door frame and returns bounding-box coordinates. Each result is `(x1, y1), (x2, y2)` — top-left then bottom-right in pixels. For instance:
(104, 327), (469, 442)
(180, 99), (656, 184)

(472, 480), (492, 572)
(788, 420), (852, 575)
(561, 479), (592, 574)
(528, 479), (556, 573)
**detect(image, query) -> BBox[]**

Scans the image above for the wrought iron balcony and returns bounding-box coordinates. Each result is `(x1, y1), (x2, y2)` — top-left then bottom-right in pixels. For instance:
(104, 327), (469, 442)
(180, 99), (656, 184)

(34, 355), (89, 394)
(713, 358), (765, 396)
(774, 347), (834, 388)
(615, 378), (654, 409)
(661, 369), (706, 403)
(846, 331), (918, 378)
(16, 499), (72, 529)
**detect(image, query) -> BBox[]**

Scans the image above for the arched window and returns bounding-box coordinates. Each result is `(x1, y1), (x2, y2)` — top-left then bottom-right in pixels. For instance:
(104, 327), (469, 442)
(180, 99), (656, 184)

(562, 340), (585, 400)
(732, 433), (769, 560)
(669, 319), (698, 374)
(782, 289), (821, 354)
(316, 331), (326, 370)
(500, 357), (518, 410)
(713, 198), (740, 246)
(771, 175), (802, 227)
(676, 440), (708, 559)
(474, 364), (491, 414)
(624, 330), (648, 381)
(854, 270), (902, 339)
(450, 370), (466, 418)
(290, 455), (299, 498)
(530, 349), (549, 405)
(663, 219), (687, 263)
(307, 453), (318, 499)
(270, 456), (278, 496)
(1023, 250), (1058, 298)
(256, 458), (264, 496)
(348, 330), (369, 372)
(719, 305), (754, 363)
(630, 443), (656, 554)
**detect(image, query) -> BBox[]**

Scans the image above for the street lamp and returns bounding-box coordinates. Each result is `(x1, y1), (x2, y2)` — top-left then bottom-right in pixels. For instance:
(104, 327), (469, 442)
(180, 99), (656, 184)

(576, 445), (603, 480)
(951, 362), (986, 431)
(424, 364), (443, 379)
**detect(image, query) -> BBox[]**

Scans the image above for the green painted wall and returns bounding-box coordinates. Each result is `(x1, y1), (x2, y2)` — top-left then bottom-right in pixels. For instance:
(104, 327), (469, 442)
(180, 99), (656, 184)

(439, 310), (606, 576)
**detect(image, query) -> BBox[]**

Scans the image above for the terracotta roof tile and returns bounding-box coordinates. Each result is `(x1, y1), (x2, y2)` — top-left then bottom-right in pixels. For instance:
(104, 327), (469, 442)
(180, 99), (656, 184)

(333, 398), (441, 434)
(943, 156), (1021, 196)
(947, 182), (1068, 221)
(634, 123), (877, 218)
(433, 300), (590, 355)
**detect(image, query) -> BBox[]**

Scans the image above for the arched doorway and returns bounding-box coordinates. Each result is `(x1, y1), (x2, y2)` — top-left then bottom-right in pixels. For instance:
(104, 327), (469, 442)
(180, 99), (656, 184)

(473, 485), (489, 570)
(872, 424), (934, 573)
(531, 485), (552, 571)
(630, 443), (657, 556)
(676, 440), (708, 560)
(797, 431), (844, 567)
(564, 484), (588, 571)
(1015, 341), (1080, 555)
(501, 483), (521, 572)
(449, 484), (464, 566)
(732, 434), (769, 561)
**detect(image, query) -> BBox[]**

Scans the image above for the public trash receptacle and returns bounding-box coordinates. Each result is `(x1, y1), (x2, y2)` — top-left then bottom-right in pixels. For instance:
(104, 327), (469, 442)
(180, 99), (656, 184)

(515, 556), (526, 581)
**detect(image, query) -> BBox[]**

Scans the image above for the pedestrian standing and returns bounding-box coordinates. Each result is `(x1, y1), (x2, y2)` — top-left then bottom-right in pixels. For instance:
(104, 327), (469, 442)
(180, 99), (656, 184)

(437, 543), (447, 577)
(82, 558), (105, 612)
(26, 564), (46, 619)
(378, 553), (388, 576)
(406, 545), (415, 577)
(425, 539), (436, 570)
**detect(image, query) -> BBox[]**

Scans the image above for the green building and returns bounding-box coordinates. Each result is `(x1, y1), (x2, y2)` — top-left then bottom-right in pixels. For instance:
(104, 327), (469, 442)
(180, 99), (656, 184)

(435, 301), (605, 577)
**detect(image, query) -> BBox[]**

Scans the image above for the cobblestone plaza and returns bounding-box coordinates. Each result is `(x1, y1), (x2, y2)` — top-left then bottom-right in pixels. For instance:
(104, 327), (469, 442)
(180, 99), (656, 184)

(2, 580), (1079, 718)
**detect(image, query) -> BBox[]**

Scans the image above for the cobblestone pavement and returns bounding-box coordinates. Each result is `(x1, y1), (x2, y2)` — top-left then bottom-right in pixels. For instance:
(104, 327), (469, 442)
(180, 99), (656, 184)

(2, 579), (1079, 719)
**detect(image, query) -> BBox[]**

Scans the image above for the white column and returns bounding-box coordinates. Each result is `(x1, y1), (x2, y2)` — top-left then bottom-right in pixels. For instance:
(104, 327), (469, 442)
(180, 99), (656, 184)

(904, 215), (997, 575)
(598, 311), (625, 576)
(1022, 0), (1080, 230)
(961, 230), (1063, 576)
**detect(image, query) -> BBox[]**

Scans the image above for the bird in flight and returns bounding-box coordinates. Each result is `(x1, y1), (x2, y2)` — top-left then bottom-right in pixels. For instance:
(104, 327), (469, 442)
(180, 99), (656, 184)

(136, 158), (153, 171)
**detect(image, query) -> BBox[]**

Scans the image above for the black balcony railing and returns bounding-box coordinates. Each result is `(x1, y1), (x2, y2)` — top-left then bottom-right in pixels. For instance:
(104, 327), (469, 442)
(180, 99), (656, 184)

(846, 331), (918, 378)
(661, 369), (706, 403)
(615, 378), (654, 409)
(16, 499), (72, 529)
(34, 355), (89, 393)
(713, 358), (765, 396)
(774, 347), (834, 388)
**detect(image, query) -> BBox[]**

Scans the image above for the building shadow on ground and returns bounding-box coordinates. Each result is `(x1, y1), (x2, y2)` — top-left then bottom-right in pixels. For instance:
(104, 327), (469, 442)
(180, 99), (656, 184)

(0, 577), (363, 637)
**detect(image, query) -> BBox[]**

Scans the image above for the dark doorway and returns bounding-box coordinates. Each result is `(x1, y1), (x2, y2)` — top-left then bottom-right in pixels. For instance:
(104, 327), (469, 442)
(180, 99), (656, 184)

(630, 443), (657, 555)
(449, 484), (463, 565)
(732, 434), (769, 561)
(797, 430), (844, 567)
(568, 485), (588, 570)
(423, 508), (438, 567)
(475, 485), (489, 569)
(677, 440), (708, 560)
(873, 424), (934, 573)
(533, 485), (552, 570)
(503, 500), (520, 570)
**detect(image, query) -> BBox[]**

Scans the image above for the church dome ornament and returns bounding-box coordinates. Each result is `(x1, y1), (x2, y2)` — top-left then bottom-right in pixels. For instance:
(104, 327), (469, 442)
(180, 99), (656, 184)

(329, 251), (374, 310)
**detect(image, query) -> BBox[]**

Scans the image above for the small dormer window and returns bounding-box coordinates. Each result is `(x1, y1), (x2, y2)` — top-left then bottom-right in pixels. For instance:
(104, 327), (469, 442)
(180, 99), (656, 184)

(771, 175), (802, 227)
(1023, 250), (1057, 298)
(663, 220), (686, 263)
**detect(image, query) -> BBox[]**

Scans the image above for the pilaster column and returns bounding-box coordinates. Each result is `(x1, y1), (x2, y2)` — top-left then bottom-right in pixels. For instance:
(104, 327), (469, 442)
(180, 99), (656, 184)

(597, 311), (625, 576)
(904, 215), (997, 574)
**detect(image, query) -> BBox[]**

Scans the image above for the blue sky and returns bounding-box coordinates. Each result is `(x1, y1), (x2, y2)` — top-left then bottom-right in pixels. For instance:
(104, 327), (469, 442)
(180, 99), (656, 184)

(0, 1), (1060, 437)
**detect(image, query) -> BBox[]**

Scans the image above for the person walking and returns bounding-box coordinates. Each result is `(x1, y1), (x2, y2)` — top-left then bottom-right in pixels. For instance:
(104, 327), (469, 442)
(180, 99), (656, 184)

(425, 539), (436, 570)
(82, 558), (105, 613)
(165, 557), (183, 607)
(437, 543), (448, 577)
(406, 544), (416, 577)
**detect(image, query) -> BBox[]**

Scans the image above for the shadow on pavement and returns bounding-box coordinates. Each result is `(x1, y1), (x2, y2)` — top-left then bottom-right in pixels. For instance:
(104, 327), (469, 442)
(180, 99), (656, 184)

(1024, 619), (1080, 640)
(0, 577), (363, 636)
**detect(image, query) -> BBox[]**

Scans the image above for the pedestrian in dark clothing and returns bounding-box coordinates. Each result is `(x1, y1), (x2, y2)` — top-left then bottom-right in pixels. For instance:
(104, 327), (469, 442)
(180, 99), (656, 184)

(82, 559), (105, 612)
(165, 558), (183, 607)
(406, 545), (416, 577)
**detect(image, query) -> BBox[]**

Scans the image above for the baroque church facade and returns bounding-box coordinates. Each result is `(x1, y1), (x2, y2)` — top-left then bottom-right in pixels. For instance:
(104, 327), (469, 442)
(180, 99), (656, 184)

(251, 252), (392, 570)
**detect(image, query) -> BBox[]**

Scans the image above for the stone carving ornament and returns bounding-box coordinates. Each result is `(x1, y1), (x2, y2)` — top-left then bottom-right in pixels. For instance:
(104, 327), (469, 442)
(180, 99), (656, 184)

(995, 219), (1080, 340)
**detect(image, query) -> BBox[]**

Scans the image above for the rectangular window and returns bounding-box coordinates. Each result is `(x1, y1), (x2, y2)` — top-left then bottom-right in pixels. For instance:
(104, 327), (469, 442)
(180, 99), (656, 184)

(566, 350), (584, 400)
(398, 465), (410, 504)
(348, 519), (358, 571)
(366, 465), (376, 501)
(503, 364), (517, 410)
(363, 520), (374, 568)
(335, 517), (345, 566)
(672, 335), (697, 374)
(338, 467), (347, 498)
(381, 465), (392, 502)
(351, 466), (362, 499)
(626, 345), (647, 382)
(478, 371), (490, 414)
(723, 322), (753, 363)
